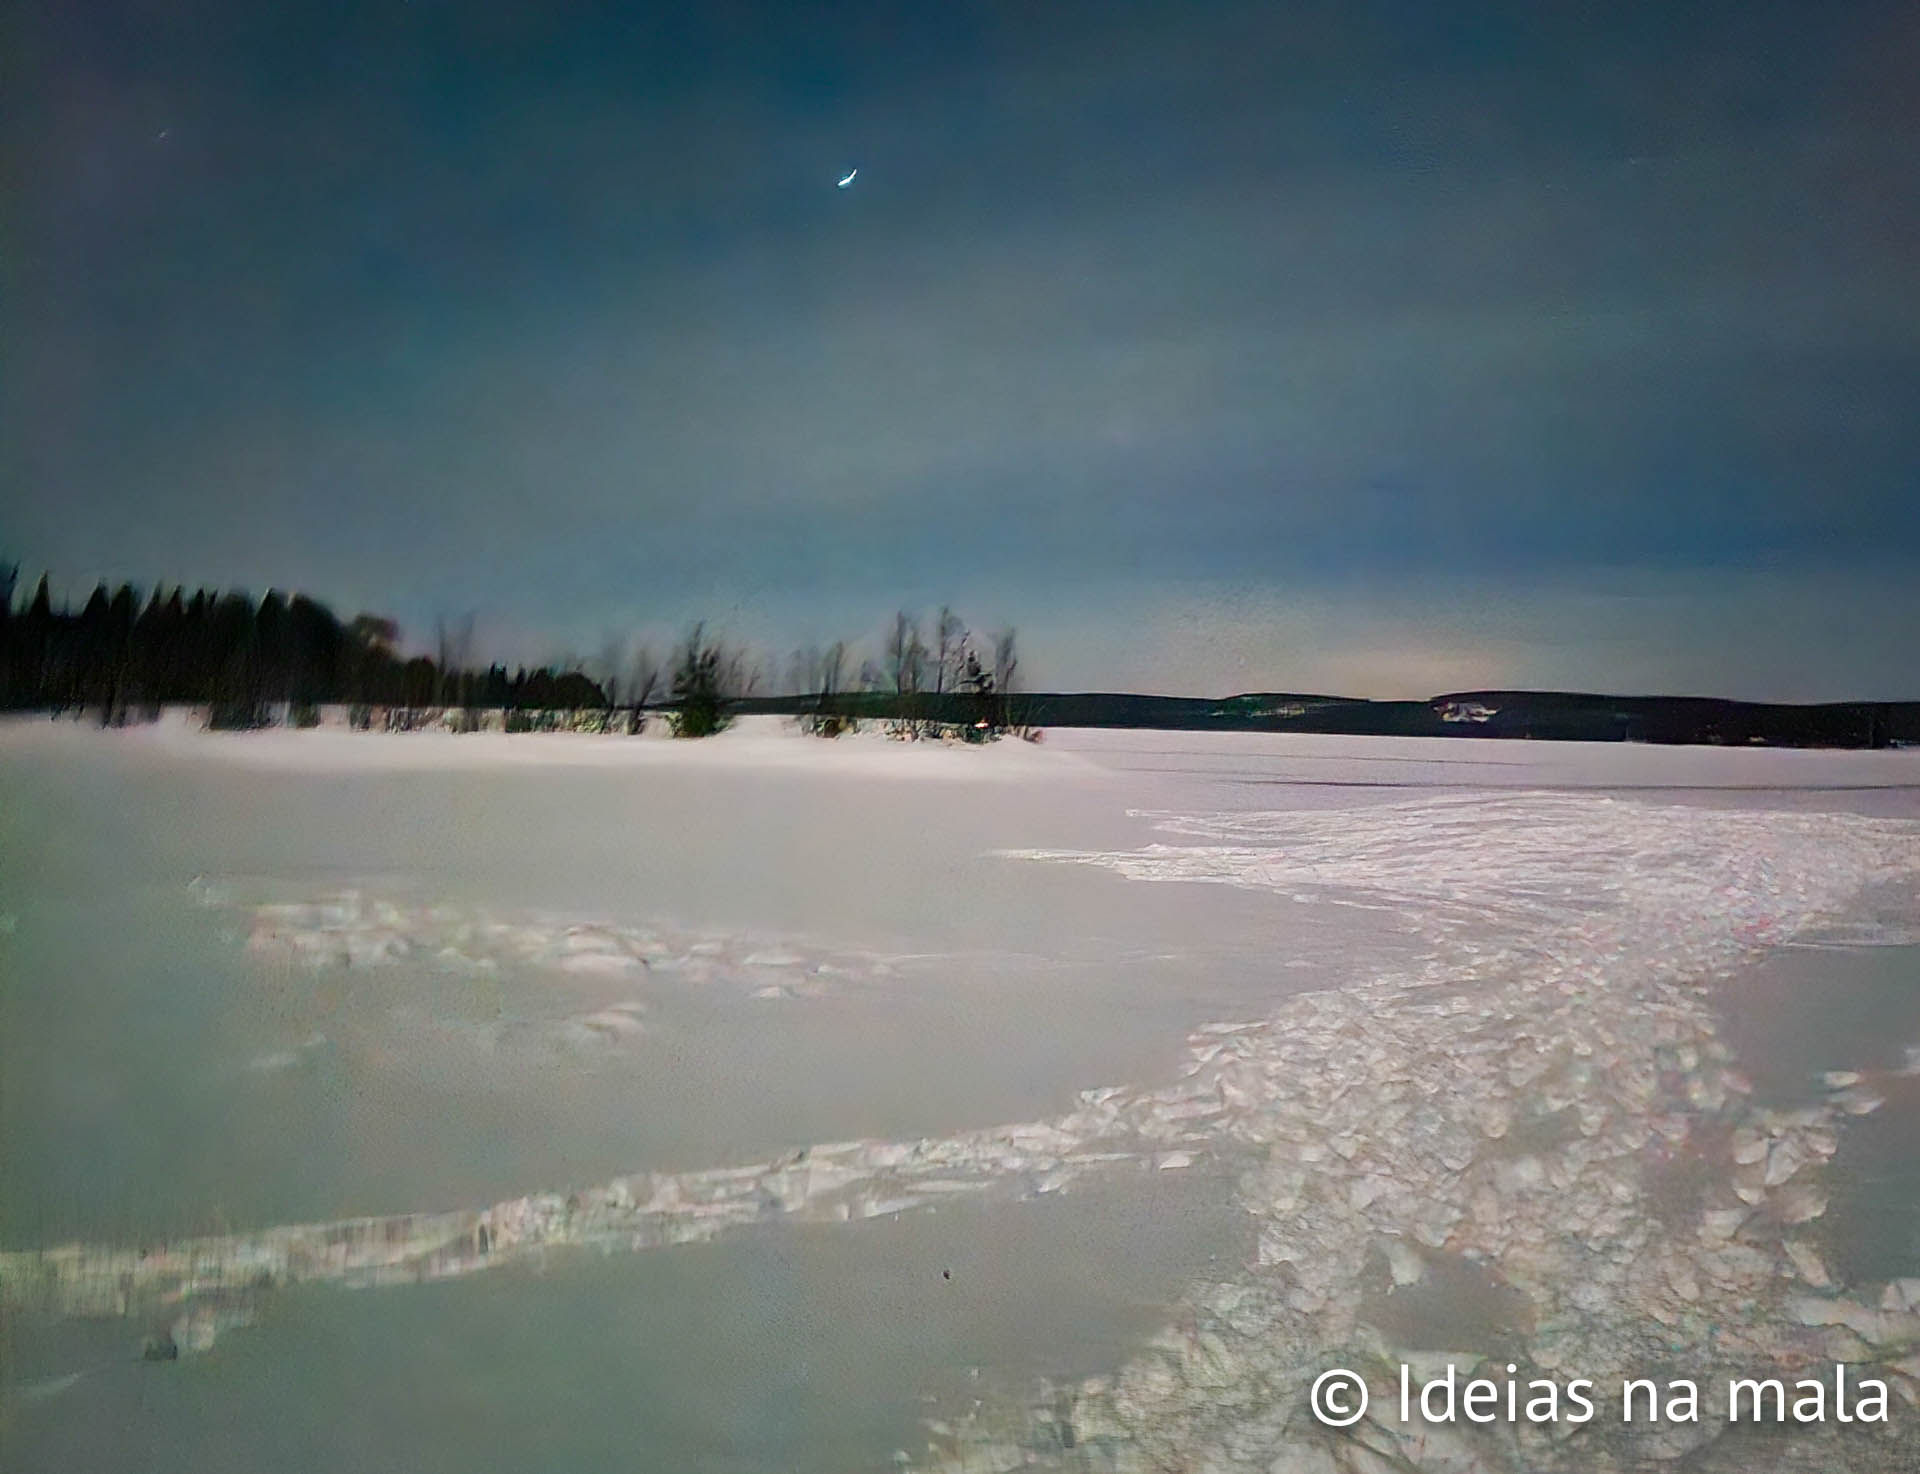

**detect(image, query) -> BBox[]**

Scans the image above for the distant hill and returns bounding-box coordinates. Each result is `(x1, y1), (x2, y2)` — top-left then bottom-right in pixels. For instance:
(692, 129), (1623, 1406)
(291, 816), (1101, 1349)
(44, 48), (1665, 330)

(743, 689), (1920, 749)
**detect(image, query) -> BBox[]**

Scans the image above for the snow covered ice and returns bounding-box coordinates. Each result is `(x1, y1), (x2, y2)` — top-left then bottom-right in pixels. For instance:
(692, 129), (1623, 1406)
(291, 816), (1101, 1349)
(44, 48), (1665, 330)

(5, 717), (1920, 1472)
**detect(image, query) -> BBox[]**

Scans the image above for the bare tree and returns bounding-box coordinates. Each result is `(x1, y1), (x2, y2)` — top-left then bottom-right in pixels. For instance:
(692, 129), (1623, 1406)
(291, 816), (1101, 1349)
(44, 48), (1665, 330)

(435, 613), (475, 707)
(726, 648), (763, 699)
(934, 606), (965, 695)
(992, 627), (1020, 731)
(784, 641), (848, 710)
(886, 611), (927, 697)
(884, 611), (933, 734)
(819, 641), (846, 707)
(787, 645), (820, 701)
(991, 628), (1019, 694)
(592, 632), (629, 709)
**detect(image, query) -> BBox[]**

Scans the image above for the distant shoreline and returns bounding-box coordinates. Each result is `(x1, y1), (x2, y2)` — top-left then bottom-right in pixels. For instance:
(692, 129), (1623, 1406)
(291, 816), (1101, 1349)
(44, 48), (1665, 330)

(7, 689), (1918, 751)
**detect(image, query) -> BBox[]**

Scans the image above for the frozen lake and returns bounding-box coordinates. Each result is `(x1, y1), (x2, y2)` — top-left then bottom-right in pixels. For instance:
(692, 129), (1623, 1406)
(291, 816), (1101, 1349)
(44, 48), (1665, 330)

(4, 717), (1919, 1472)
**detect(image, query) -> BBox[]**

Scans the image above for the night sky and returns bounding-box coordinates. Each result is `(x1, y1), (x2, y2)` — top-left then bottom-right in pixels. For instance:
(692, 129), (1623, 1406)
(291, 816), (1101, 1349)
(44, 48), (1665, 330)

(6, 2), (1917, 697)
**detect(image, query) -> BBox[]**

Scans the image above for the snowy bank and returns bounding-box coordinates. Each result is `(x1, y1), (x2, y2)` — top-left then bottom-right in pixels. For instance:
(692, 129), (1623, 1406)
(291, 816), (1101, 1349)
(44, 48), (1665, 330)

(0, 710), (1088, 781)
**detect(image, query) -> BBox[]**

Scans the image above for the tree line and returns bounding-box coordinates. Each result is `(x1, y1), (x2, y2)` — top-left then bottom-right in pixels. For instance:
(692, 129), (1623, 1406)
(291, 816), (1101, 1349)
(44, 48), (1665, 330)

(0, 568), (602, 726)
(0, 565), (1024, 738)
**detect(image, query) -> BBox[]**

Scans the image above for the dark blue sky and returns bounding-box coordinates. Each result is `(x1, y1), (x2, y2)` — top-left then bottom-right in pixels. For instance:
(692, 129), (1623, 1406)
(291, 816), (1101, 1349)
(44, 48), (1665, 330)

(6, 1), (1917, 696)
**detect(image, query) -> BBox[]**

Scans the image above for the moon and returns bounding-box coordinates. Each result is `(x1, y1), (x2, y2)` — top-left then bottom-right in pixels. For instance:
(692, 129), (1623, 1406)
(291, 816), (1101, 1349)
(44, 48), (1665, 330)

(837, 168), (858, 189)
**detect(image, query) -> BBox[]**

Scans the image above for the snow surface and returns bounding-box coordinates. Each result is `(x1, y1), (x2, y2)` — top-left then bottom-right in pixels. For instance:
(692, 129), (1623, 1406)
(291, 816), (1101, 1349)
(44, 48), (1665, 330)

(5, 717), (1920, 1472)
(12, 709), (1920, 789)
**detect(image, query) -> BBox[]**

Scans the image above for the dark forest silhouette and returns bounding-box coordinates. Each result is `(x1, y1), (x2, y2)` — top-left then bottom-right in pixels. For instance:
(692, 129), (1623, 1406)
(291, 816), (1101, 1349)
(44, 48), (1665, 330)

(0, 568), (606, 727)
